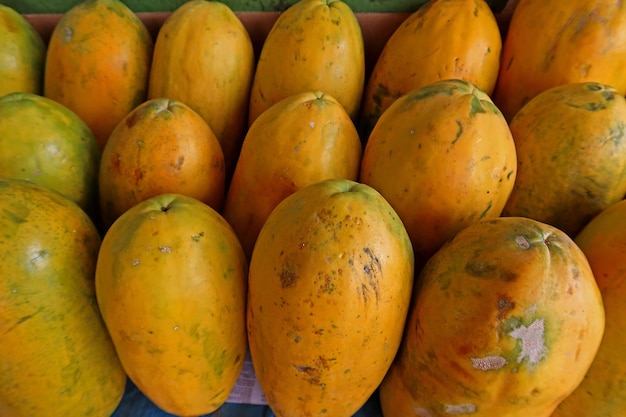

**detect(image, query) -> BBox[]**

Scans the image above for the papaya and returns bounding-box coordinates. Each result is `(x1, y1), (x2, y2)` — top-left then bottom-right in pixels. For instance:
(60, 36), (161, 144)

(360, 79), (517, 268)
(247, 178), (414, 417)
(148, 0), (255, 178)
(551, 198), (626, 416)
(222, 90), (362, 259)
(0, 92), (100, 216)
(502, 82), (626, 237)
(98, 97), (225, 231)
(248, 0), (365, 125)
(44, 0), (153, 149)
(0, 4), (46, 96)
(95, 193), (248, 416)
(493, 0), (626, 121)
(0, 178), (126, 417)
(379, 216), (605, 417)
(359, 0), (502, 136)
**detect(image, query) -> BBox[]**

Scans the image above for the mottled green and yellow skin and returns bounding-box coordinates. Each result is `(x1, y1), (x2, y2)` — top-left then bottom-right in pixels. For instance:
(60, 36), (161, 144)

(95, 193), (248, 417)
(380, 216), (605, 417)
(502, 82), (626, 237)
(0, 4), (46, 96)
(248, 0), (365, 125)
(0, 179), (126, 417)
(0, 92), (100, 216)
(247, 179), (414, 417)
(552, 199), (626, 416)
(148, 0), (255, 178)
(360, 79), (516, 268)
(44, 0), (153, 149)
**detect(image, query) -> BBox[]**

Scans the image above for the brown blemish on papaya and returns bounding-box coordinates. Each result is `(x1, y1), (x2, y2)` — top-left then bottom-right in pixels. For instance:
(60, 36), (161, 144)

(497, 296), (515, 320)
(294, 355), (335, 386)
(279, 268), (298, 288)
(111, 153), (121, 174)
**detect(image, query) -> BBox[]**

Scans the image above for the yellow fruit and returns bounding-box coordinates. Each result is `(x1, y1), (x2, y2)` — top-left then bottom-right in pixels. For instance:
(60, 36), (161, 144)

(148, 0), (255, 177)
(380, 216), (605, 417)
(0, 178), (126, 417)
(96, 193), (248, 416)
(502, 82), (626, 237)
(0, 4), (46, 96)
(248, 0), (365, 125)
(223, 90), (362, 259)
(44, 0), (153, 148)
(247, 179), (414, 417)
(360, 79), (516, 268)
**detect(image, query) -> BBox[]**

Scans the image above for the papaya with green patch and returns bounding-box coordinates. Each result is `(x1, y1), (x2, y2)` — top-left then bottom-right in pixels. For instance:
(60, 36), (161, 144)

(380, 216), (605, 417)
(0, 92), (100, 216)
(95, 193), (248, 416)
(247, 179), (414, 417)
(360, 79), (516, 268)
(0, 4), (46, 96)
(502, 82), (626, 237)
(0, 178), (126, 417)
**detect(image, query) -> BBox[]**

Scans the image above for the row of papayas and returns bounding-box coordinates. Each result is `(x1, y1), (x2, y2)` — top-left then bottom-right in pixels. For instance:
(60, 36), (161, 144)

(1, 0), (626, 416)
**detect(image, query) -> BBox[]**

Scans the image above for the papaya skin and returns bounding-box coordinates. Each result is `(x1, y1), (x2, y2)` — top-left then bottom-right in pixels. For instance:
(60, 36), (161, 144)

(44, 0), (153, 149)
(494, 0), (626, 121)
(98, 98), (225, 231)
(359, 0), (502, 136)
(0, 4), (46, 96)
(380, 216), (605, 417)
(551, 199), (626, 416)
(248, 0), (365, 125)
(0, 92), (100, 217)
(502, 82), (626, 237)
(148, 0), (255, 178)
(360, 79), (517, 268)
(223, 90), (362, 260)
(0, 179), (126, 417)
(247, 179), (414, 417)
(95, 193), (248, 417)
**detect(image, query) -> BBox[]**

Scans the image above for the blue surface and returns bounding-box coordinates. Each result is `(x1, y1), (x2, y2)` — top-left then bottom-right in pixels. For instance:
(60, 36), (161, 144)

(111, 378), (384, 417)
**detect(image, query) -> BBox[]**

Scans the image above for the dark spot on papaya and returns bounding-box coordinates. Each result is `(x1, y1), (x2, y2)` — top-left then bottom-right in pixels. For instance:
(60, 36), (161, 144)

(279, 268), (298, 288)
(134, 168), (143, 185)
(111, 153), (121, 174)
(125, 111), (139, 128)
(497, 296), (515, 320)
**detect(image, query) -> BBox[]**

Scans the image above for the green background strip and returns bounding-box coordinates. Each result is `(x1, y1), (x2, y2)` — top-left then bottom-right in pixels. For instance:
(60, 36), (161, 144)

(1, 0), (510, 14)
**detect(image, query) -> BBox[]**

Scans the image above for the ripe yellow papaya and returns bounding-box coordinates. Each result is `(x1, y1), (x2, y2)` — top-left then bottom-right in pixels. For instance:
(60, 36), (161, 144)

(248, 0), (365, 125)
(360, 0), (502, 135)
(380, 216), (605, 417)
(98, 98), (225, 231)
(95, 193), (248, 416)
(247, 178), (414, 417)
(223, 90), (362, 259)
(494, 0), (626, 121)
(360, 79), (517, 268)
(148, 0), (255, 178)
(44, 0), (153, 149)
